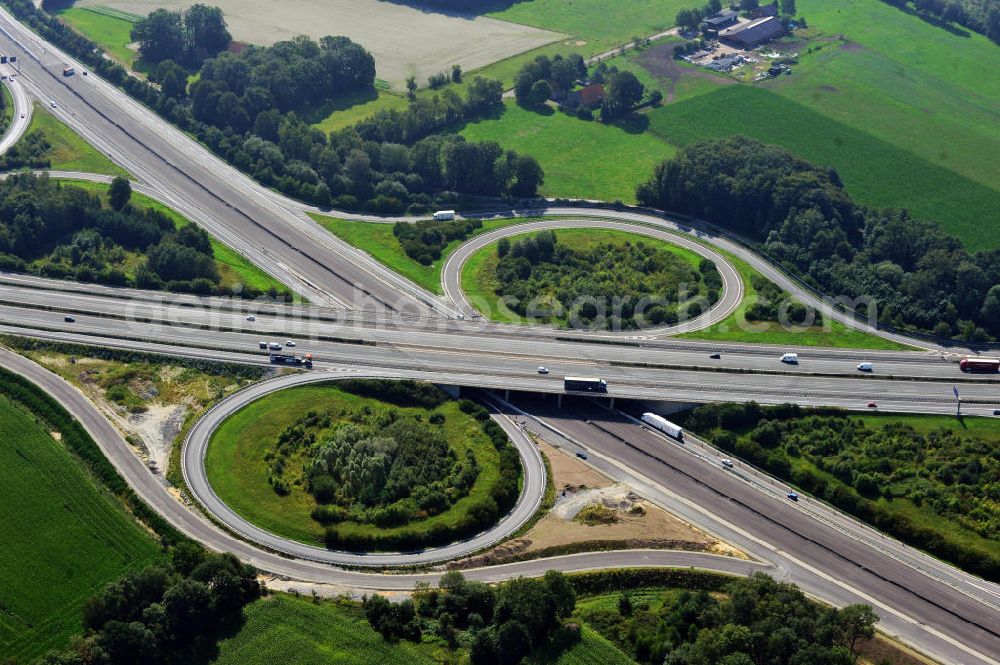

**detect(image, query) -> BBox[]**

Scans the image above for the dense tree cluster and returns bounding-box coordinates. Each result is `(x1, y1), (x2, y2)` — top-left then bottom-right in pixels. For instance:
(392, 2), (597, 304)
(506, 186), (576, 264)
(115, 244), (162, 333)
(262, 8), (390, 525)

(41, 543), (261, 664)
(878, 0), (1000, 43)
(0, 173), (258, 295)
(636, 136), (1000, 341)
(675, 0), (724, 32)
(7, 2), (543, 213)
(365, 570), (578, 664)
(513, 53), (587, 107)
(491, 231), (721, 330)
(393, 216), (483, 264)
(682, 402), (1000, 580)
(744, 272), (824, 327)
(257, 381), (520, 552)
(264, 405), (477, 529)
(0, 130), (52, 170)
(582, 573), (875, 665)
(131, 3), (231, 66)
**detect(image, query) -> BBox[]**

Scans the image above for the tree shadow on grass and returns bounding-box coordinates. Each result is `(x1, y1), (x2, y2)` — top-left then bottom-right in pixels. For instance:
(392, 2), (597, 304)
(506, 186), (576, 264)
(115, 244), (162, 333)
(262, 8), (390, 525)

(613, 112), (649, 134)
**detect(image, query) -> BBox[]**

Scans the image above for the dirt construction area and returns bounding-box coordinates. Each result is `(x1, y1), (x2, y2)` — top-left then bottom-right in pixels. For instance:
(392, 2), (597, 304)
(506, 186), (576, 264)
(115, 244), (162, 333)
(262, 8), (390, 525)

(78, 0), (563, 87)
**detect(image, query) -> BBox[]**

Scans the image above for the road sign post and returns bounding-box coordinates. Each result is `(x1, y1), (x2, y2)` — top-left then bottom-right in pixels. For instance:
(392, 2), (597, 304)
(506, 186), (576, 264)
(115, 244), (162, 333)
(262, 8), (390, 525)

(953, 385), (961, 417)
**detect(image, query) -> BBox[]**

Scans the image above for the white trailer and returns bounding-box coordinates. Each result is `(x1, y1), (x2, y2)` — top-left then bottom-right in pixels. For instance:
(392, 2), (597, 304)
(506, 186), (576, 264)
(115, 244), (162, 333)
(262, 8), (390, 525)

(641, 412), (684, 441)
(432, 210), (456, 221)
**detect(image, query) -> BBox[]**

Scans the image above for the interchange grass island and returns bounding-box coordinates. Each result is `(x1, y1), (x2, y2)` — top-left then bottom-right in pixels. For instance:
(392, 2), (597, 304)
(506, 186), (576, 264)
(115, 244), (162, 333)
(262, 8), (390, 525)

(204, 380), (521, 552)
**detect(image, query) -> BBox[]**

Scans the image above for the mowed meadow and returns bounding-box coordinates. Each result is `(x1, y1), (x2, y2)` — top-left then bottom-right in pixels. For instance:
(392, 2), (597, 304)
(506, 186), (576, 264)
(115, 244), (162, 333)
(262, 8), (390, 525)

(0, 396), (159, 662)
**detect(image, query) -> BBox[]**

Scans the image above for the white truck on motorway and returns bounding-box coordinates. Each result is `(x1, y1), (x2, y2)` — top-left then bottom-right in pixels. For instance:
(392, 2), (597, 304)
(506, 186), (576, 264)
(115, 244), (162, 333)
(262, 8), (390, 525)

(641, 412), (684, 441)
(780, 352), (799, 364)
(432, 210), (456, 221)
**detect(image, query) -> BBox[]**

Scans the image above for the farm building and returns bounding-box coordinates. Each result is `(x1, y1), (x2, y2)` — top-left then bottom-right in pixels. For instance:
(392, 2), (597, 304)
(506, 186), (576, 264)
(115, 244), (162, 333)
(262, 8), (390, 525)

(566, 83), (605, 109)
(719, 16), (785, 49)
(703, 9), (739, 34)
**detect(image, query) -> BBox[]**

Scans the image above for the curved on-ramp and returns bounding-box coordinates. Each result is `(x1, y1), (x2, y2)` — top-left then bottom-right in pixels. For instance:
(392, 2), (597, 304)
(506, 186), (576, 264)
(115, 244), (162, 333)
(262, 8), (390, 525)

(182, 370), (548, 567)
(0, 72), (31, 155)
(441, 218), (743, 337)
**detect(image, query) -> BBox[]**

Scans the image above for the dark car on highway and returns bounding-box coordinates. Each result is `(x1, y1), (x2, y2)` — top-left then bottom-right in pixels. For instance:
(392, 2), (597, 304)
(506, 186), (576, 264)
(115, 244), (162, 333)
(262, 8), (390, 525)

(576, 451), (588, 460)
(64, 315), (75, 323)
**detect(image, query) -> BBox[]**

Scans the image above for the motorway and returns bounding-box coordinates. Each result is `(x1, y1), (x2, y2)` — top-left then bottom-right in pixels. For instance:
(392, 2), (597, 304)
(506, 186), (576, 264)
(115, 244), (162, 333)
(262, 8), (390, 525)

(0, 5), (997, 664)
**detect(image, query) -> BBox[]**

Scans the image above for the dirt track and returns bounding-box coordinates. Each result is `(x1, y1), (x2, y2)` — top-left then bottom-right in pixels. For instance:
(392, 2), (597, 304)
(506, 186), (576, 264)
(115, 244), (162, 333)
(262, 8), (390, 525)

(79, 0), (562, 88)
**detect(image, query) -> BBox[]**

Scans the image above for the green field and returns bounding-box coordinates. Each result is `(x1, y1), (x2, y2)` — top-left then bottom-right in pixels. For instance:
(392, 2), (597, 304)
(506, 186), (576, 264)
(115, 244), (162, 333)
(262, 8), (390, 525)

(487, 0), (689, 50)
(27, 104), (127, 176)
(461, 227), (708, 326)
(211, 595), (438, 665)
(0, 395), (159, 662)
(204, 383), (502, 547)
(679, 249), (911, 350)
(647, 85), (999, 252)
(54, 6), (140, 68)
(311, 213), (538, 294)
(58, 179), (290, 294)
(458, 101), (674, 203)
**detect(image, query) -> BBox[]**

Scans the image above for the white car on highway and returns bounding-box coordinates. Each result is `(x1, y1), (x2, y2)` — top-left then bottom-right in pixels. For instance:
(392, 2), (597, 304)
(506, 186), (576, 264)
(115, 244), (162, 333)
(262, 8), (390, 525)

(857, 362), (873, 372)
(537, 366), (549, 374)
(285, 340), (296, 347)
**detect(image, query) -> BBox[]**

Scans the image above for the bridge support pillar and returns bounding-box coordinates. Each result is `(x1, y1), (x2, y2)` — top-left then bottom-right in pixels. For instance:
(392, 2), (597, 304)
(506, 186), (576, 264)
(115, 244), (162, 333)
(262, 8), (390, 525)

(608, 397), (615, 410)
(557, 393), (563, 409)
(504, 389), (510, 401)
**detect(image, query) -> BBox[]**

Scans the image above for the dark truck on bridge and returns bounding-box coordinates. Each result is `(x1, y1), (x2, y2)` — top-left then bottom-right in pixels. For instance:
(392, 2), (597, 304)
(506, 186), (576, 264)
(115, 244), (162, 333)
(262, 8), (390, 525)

(564, 376), (607, 393)
(269, 353), (312, 368)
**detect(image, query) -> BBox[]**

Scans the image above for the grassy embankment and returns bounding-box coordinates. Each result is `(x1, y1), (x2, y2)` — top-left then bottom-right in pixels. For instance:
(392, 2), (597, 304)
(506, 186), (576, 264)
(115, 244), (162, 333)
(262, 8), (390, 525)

(678, 248), (911, 350)
(59, 178), (288, 293)
(204, 383), (503, 547)
(26, 103), (127, 176)
(309, 213), (542, 294)
(0, 395), (159, 662)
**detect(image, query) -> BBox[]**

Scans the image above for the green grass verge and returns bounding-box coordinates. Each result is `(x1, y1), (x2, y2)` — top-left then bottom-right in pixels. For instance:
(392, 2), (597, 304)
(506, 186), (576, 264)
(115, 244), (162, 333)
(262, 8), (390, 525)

(460, 227), (708, 326)
(27, 104), (127, 176)
(646, 85), (1000, 252)
(204, 383), (501, 547)
(0, 395), (159, 662)
(212, 595), (438, 665)
(57, 178), (289, 294)
(458, 100), (674, 203)
(310, 213), (536, 294)
(1, 81), (13, 131)
(53, 6), (139, 68)
(678, 249), (911, 350)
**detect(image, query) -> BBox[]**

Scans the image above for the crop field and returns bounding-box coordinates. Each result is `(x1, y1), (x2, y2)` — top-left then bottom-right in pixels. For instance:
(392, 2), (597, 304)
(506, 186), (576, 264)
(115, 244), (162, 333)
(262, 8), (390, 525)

(212, 594), (437, 665)
(204, 383), (502, 547)
(0, 396), (159, 663)
(27, 104), (127, 176)
(58, 179), (289, 294)
(77, 0), (562, 88)
(459, 101), (674, 203)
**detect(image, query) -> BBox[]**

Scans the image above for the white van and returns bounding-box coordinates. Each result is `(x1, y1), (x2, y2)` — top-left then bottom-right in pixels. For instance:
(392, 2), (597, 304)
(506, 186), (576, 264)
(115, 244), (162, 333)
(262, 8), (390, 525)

(780, 353), (799, 364)
(857, 362), (873, 372)
(433, 210), (456, 221)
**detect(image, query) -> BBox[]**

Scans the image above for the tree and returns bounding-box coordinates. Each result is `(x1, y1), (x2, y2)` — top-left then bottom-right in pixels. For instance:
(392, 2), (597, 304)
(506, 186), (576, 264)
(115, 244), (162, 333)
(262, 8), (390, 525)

(740, 0), (760, 10)
(528, 79), (551, 108)
(451, 64), (463, 83)
(543, 570), (575, 619)
(601, 70), (644, 120)
(510, 155), (544, 197)
(780, 0), (797, 16)
(155, 60), (188, 98)
(131, 9), (186, 64)
(839, 604), (877, 654)
(676, 8), (701, 31)
(183, 4), (231, 57)
(405, 76), (418, 101)
(496, 620), (531, 665)
(108, 176), (132, 211)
